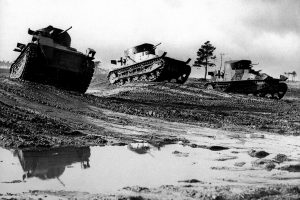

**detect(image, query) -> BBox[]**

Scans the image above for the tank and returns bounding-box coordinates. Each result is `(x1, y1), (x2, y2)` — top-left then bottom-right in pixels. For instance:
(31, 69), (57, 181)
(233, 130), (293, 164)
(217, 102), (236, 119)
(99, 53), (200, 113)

(15, 147), (90, 181)
(10, 25), (96, 93)
(107, 43), (191, 85)
(205, 60), (288, 99)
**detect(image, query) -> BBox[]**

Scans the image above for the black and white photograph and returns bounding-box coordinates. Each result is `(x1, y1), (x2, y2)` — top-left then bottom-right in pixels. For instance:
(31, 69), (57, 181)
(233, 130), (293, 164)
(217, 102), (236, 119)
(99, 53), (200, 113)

(0, 0), (299, 199)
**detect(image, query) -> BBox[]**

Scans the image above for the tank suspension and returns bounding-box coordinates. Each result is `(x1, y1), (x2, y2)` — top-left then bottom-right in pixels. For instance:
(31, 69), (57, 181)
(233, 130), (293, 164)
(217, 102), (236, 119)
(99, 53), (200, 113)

(114, 67), (163, 86)
(108, 56), (191, 86)
(108, 57), (165, 85)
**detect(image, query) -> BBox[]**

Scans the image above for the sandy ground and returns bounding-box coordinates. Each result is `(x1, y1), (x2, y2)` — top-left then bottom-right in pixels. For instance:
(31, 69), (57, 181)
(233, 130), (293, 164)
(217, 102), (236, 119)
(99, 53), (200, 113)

(0, 71), (300, 199)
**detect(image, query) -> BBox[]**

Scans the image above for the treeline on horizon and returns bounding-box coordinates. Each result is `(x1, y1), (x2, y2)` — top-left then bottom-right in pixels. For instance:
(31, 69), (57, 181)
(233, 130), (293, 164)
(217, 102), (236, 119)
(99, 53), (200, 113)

(0, 60), (12, 67)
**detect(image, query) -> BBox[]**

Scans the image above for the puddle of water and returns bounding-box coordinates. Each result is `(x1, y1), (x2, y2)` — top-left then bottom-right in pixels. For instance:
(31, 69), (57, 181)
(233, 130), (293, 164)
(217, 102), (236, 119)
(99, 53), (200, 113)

(0, 143), (299, 194)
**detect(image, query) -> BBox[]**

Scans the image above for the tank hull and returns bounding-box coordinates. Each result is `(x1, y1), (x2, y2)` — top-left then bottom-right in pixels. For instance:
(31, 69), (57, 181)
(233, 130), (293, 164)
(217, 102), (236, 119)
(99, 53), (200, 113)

(10, 43), (95, 93)
(108, 56), (191, 85)
(205, 79), (288, 99)
(17, 147), (90, 180)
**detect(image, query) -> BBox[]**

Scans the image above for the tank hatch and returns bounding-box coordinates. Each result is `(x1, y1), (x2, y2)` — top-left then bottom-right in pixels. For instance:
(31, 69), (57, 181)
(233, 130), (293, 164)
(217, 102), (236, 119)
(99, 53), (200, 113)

(125, 43), (156, 57)
(225, 60), (252, 70)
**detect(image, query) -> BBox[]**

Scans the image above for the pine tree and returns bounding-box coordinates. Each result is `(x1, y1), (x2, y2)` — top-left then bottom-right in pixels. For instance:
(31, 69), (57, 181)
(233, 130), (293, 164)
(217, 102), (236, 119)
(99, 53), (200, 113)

(193, 41), (216, 80)
(291, 71), (297, 82)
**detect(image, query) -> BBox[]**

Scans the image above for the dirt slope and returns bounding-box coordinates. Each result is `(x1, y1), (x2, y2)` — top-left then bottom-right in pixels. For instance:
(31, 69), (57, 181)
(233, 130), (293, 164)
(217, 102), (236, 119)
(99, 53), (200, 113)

(0, 74), (299, 199)
(1, 75), (299, 149)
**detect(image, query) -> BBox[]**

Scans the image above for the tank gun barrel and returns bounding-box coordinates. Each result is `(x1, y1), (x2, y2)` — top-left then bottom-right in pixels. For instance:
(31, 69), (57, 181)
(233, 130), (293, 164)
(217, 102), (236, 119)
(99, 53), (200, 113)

(250, 62), (259, 68)
(58, 26), (72, 36)
(153, 42), (162, 49)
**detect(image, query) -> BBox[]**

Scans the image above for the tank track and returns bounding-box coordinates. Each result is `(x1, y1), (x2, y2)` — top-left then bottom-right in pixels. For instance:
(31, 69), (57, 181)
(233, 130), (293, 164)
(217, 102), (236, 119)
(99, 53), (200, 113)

(10, 43), (38, 80)
(76, 60), (95, 93)
(255, 82), (287, 100)
(108, 57), (191, 86)
(108, 57), (165, 86)
(205, 81), (288, 100)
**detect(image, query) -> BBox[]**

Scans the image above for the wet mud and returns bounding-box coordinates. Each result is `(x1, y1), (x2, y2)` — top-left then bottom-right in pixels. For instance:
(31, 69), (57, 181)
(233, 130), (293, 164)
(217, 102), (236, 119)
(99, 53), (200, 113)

(0, 73), (300, 199)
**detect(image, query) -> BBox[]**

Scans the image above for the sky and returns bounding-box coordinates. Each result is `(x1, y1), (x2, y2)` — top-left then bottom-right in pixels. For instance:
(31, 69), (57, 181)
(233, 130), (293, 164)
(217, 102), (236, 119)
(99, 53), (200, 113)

(0, 0), (299, 79)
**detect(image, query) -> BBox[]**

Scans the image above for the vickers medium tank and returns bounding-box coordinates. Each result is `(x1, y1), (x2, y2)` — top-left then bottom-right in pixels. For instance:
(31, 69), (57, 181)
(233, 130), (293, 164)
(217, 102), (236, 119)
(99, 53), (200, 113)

(205, 60), (288, 99)
(15, 147), (90, 180)
(107, 43), (191, 85)
(10, 25), (96, 93)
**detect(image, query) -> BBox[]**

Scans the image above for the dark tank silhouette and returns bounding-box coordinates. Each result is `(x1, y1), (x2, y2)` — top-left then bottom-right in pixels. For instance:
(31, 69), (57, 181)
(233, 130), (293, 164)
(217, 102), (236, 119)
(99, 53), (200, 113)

(10, 25), (96, 93)
(206, 60), (288, 99)
(108, 43), (191, 85)
(15, 147), (90, 181)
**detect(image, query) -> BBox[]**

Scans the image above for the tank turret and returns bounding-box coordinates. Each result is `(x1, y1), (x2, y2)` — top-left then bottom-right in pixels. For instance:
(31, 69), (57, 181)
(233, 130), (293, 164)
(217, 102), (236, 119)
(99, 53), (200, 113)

(123, 43), (159, 65)
(28, 25), (72, 47)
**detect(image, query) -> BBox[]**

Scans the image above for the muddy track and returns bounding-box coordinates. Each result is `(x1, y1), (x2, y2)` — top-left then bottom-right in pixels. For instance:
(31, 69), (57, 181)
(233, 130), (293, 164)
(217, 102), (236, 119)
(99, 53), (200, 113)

(0, 77), (299, 150)
(0, 75), (300, 199)
(0, 78), (188, 149)
(94, 81), (300, 134)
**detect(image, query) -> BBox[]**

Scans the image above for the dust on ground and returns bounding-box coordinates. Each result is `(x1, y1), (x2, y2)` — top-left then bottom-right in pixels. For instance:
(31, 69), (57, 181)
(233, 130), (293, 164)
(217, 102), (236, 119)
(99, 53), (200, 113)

(0, 70), (299, 199)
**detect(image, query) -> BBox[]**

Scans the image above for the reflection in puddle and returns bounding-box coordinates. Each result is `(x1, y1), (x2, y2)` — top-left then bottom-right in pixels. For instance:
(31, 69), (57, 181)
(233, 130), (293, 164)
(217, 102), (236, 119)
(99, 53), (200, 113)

(15, 147), (90, 182)
(127, 143), (151, 154)
(0, 143), (299, 194)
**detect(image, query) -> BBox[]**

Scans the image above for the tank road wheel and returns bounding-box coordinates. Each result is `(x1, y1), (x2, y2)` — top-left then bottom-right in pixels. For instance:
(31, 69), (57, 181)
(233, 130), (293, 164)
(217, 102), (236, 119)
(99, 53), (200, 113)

(176, 67), (191, 84)
(108, 72), (117, 84)
(148, 72), (156, 81)
(125, 77), (131, 84)
(272, 93), (280, 100)
(176, 73), (188, 84)
(139, 74), (147, 81)
(156, 69), (162, 77)
(205, 83), (214, 90)
(277, 83), (288, 99)
(255, 92), (265, 97)
(118, 79), (125, 86)
(133, 76), (139, 82)
(265, 93), (273, 99)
